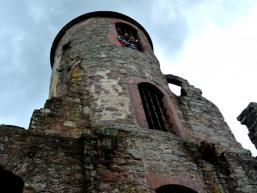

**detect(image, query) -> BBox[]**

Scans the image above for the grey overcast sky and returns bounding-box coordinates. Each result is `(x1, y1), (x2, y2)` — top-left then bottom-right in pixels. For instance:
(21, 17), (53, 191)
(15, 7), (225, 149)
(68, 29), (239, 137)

(1, 0), (257, 155)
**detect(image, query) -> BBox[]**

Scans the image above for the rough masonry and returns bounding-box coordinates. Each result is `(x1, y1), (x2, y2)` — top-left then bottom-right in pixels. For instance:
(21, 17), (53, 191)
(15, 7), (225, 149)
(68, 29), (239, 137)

(1, 11), (257, 193)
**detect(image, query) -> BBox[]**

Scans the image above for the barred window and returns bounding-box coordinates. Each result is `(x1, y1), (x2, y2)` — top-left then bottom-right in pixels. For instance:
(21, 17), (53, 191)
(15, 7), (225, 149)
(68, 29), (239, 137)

(115, 22), (143, 51)
(138, 82), (169, 131)
(156, 185), (198, 193)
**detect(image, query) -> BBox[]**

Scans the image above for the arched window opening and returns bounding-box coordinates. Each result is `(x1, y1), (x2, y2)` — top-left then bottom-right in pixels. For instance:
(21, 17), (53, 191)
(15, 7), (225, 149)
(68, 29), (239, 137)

(168, 84), (181, 96)
(166, 74), (187, 97)
(115, 22), (143, 51)
(156, 184), (198, 193)
(0, 166), (24, 193)
(138, 83), (169, 131)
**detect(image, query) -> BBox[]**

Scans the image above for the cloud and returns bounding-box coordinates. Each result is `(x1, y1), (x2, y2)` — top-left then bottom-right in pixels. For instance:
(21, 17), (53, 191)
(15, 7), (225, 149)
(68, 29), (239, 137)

(159, 1), (257, 155)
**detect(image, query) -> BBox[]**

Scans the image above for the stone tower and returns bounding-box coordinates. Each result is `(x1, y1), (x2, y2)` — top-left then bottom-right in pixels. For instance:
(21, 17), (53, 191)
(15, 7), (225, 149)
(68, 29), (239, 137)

(1, 11), (257, 193)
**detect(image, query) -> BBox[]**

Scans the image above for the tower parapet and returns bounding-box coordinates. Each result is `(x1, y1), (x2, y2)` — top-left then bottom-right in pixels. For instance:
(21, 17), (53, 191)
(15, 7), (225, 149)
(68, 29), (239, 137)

(30, 11), (186, 138)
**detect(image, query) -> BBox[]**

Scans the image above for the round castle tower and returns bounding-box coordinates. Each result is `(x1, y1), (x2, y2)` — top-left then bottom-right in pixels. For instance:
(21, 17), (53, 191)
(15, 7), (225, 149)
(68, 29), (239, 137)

(25, 11), (249, 193)
(33, 11), (185, 138)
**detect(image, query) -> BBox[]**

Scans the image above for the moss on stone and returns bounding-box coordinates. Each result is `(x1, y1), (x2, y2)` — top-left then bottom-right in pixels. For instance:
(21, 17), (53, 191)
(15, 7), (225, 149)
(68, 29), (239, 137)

(212, 185), (225, 193)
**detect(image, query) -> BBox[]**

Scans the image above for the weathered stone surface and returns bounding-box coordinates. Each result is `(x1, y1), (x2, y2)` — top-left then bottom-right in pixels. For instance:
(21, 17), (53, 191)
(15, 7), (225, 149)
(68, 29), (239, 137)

(1, 11), (257, 193)
(0, 125), (84, 192)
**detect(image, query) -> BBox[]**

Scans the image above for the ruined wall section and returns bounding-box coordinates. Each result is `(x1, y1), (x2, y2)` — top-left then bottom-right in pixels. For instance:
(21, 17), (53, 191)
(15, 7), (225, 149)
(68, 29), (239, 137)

(36, 16), (172, 137)
(83, 125), (257, 193)
(238, 102), (257, 149)
(1, 125), (257, 193)
(224, 153), (257, 192)
(0, 125), (84, 193)
(29, 95), (92, 138)
(82, 125), (205, 193)
(3, 12), (257, 193)
(166, 75), (243, 153)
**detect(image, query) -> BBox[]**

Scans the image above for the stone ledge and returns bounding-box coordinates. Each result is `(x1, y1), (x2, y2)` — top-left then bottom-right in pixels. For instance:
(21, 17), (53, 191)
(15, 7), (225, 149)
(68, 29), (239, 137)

(0, 124), (25, 130)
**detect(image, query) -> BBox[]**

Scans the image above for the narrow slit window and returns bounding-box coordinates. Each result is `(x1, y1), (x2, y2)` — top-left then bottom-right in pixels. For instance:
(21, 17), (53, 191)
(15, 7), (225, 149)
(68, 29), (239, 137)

(138, 83), (169, 131)
(115, 22), (143, 51)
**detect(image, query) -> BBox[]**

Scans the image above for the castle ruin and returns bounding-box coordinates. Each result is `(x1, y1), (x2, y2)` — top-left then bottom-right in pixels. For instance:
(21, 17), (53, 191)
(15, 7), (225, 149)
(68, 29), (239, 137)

(1, 11), (257, 193)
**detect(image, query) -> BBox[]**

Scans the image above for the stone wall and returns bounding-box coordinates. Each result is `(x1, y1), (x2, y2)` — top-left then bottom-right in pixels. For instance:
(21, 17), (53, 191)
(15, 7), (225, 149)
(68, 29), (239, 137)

(1, 12), (257, 193)
(0, 125), (84, 192)
(2, 123), (257, 193)
(29, 96), (91, 138)
(238, 102), (257, 148)
(166, 74), (243, 153)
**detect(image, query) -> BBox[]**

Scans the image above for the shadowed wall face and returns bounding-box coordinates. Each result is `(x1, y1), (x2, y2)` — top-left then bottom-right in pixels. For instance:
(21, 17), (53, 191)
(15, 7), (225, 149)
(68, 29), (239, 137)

(238, 102), (257, 148)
